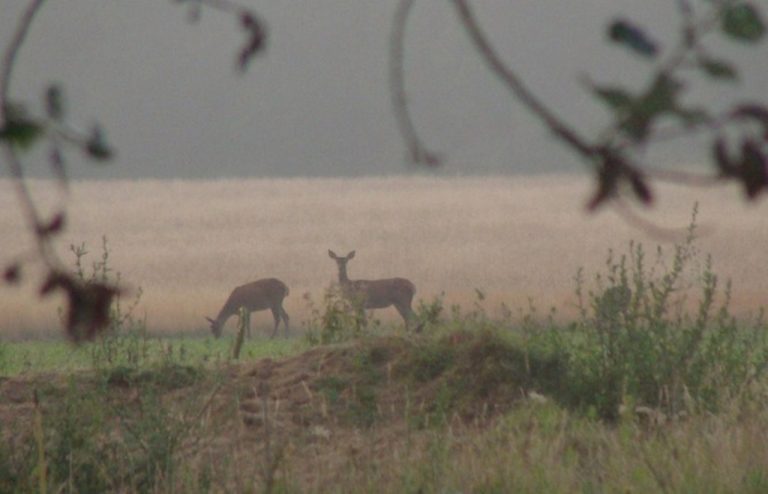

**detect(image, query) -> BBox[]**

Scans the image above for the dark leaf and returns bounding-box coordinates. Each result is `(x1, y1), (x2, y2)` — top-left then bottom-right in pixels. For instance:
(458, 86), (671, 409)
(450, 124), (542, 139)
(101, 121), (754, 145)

(591, 85), (635, 112)
(732, 103), (768, 123)
(619, 75), (683, 141)
(674, 106), (712, 128)
(3, 264), (20, 284)
(698, 57), (739, 81)
(0, 115), (43, 151)
(587, 153), (622, 211)
(237, 11), (266, 73)
(640, 75), (683, 115)
(37, 271), (121, 343)
(620, 115), (652, 141)
(608, 18), (659, 57)
(36, 212), (66, 237)
(628, 171), (654, 205)
(722, 3), (765, 42)
(731, 103), (768, 138)
(713, 137), (737, 177)
(64, 281), (120, 343)
(44, 84), (65, 120)
(740, 139), (768, 198)
(240, 11), (259, 29)
(39, 272), (64, 296)
(84, 124), (113, 161)
(588, 151), (652, 209)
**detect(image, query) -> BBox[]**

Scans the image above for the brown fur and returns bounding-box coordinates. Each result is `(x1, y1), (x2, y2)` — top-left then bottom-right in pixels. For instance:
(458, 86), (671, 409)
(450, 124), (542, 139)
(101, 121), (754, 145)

(206, 278), (290, 338)
(328, 250), (418, 330)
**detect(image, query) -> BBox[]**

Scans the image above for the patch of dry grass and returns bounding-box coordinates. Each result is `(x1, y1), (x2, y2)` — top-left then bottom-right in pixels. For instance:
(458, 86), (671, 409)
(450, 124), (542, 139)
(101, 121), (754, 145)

(1, 175), (766, 337)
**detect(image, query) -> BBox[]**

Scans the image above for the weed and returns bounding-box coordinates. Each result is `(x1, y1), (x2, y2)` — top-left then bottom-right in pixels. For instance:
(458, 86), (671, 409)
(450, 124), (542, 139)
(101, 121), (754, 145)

(304, 287), (368, 345)
(69, 237), (150, 370)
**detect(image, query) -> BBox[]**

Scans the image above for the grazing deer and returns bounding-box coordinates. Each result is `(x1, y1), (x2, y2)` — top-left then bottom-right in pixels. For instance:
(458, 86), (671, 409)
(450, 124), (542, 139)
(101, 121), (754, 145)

(328, 250), (418, 330)
(206, 278), (290, 338)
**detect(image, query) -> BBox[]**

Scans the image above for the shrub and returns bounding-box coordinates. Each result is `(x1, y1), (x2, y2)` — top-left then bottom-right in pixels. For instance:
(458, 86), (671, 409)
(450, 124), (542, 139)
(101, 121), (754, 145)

(304, 286), (369, 345)
(553, 205), (768, 420)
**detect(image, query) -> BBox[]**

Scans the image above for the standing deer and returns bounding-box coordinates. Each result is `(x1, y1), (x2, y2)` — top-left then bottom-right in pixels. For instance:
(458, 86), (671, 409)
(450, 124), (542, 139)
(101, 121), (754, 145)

(206, 278), (290, 338)
(328, 250), (418, 330)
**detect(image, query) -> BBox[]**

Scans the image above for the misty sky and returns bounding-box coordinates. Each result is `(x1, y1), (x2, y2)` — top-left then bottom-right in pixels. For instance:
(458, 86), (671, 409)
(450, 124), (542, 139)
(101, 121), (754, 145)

(1, 0), (766, 179)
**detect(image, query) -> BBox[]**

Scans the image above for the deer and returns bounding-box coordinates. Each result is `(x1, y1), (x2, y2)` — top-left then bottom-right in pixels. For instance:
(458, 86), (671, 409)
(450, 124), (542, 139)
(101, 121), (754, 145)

(206, 278), (290, 339)
(328, 250), (419, 331)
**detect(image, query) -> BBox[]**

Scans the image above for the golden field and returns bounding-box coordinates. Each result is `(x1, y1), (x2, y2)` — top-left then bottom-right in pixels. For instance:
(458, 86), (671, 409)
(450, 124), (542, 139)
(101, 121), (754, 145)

(1, 175), (766, 337)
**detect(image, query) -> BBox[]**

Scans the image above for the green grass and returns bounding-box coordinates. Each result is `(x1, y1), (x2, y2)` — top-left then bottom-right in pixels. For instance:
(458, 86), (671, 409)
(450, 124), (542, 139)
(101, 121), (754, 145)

(0, 335), (306, 377)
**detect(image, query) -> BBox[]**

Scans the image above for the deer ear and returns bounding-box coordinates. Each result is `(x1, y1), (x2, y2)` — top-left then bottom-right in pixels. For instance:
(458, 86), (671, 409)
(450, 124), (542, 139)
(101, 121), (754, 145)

(348, 250), (355, 259)
(205, 317), (215, 324)
(328, 250), (337, 259)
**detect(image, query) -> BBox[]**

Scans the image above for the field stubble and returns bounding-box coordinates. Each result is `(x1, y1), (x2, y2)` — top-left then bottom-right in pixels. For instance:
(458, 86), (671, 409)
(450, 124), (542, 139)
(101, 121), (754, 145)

(1, 175), (766, 337)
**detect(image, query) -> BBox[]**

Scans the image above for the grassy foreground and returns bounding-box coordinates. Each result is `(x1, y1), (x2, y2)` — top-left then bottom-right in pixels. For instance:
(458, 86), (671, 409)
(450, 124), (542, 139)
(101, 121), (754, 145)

(0, 335), (303, 377)
(1, 328), (768, 493)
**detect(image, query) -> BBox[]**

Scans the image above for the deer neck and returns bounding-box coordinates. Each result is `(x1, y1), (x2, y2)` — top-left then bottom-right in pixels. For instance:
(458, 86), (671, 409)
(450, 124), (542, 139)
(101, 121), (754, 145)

(215, 305), (237, 327)
(337, 264), (350, 284)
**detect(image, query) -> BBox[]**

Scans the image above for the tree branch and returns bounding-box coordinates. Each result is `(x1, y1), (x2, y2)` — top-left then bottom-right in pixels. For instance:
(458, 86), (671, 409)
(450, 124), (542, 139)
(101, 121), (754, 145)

(450, 0), (596, 160)
(389, 0), (440, 166)
(0, 0), (46, 124)
(1, 0), (52, 263)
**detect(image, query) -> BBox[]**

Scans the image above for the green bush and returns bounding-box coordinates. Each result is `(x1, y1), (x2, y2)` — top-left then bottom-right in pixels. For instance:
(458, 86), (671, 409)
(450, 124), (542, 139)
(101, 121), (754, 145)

(304, 287), (369, 345)
(548, 206), (768, 420)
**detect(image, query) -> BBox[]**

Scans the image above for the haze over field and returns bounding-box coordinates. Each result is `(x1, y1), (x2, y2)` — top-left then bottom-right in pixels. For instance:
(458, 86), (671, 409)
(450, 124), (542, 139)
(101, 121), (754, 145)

(1, 176), (766, 338)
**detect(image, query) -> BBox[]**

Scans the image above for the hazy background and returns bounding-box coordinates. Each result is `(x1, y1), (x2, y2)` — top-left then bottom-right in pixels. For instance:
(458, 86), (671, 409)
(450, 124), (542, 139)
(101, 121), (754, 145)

(2, 176), (767, 337)
(2, 0), (766, 179)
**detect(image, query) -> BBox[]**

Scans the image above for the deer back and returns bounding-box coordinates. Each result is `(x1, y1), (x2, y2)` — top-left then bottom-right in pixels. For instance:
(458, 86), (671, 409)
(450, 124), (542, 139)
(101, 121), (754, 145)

(344, 277), (415, 309)
(225, 278), (289, 312)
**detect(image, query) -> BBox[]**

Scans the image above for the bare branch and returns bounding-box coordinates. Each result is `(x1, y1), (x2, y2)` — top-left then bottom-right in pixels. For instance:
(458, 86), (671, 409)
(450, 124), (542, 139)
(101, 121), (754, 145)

(389, 0), (441, 166)
(0, 0), (46, 124)
(0, 0), (55, 265)
(644, 167), (723, 187)
(450, 0), (596, 160)
(611, 197), (695, 242)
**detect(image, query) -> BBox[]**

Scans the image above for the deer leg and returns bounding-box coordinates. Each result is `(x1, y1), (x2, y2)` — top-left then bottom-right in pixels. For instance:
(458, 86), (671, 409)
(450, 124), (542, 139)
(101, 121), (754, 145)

(270, 307), (280, 339)
(394, 304), (414, 331)
(280, 307), (290, 335)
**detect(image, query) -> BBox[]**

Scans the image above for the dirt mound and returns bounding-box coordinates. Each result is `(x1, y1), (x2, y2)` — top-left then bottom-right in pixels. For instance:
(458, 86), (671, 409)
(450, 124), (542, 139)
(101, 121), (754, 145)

(0, 332), (550, 490)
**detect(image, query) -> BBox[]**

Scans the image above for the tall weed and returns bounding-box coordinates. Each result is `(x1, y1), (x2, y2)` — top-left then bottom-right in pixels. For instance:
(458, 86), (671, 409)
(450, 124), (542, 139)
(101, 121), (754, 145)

(303, 286), (369, 345)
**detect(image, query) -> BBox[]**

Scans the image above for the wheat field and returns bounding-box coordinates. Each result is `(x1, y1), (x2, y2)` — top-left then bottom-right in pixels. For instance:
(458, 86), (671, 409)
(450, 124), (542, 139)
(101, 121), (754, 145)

(1, 175), (766, 338)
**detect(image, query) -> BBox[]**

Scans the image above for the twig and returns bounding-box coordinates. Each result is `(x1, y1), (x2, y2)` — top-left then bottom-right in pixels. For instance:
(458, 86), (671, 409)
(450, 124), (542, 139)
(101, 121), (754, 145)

(389, 0), (440, 166)
(450, 0), (596, 160)
(644, 167), (723, 187)
(0, 0), (47, 123)
(611, 197), (694, 241)
(0, 0), (67, 270)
